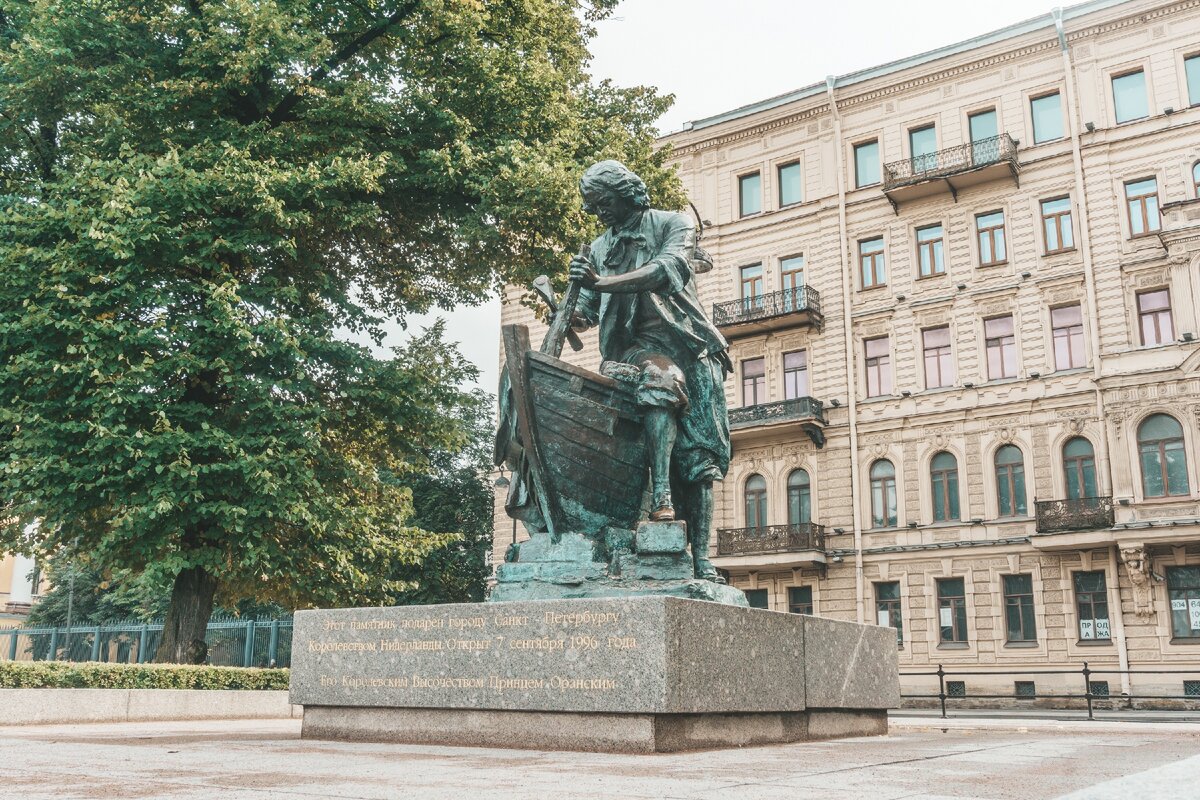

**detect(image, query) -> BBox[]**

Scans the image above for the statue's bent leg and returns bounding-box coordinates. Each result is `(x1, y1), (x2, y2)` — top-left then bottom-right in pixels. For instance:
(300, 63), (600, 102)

(687, 480), (724, 584)
(644, 407), (677, 520)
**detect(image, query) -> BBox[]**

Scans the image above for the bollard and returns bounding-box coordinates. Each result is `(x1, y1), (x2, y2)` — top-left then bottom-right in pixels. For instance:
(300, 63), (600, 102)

(937, 664), (947, 719)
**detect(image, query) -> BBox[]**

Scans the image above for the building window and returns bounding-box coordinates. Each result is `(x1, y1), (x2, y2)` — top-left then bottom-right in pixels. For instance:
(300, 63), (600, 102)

(1188, 55), (1200, 107)
(1051, 304), (1085, 370)
(922, 326), (954, 389)
(788, 586), (813, 615)
(854, 140), (880, 188)
(859, 237), (886, 289)
(1003, 574), (1037, 643)
(946, 680), (967, 697)
(1194, 162), (1200, 197)
(740, 263), (764, 310)
(787, 469), (811, 525)
(780, 255), (805, 292)
(1074, 571), (1110, 641)
(864, 336), (891, 397)
(937, 578), (968, 644)
(869, 459), (897, 528)
(1125, 178), (1161, 237)
(995, 444), (1027, 517)
(745, 588), (769, 609)
(778, 161), (802, 206)
(1041, 197), (1074, 253)
(976, 210), (1006, 266)
(741, 358), (765, 407)
(984, 315), (1017, 380)
(1090, 680), (1110, 698)
(875, 582), (903, 644)
(1030, 92), (1064, 143)
(916, 223), (945, 277)
(739, 172), (761, 217)
(968, 109), (997, 163)
(1015, 681), (1037, 698)
(1137, 288), (1174, 346)
(930, 452), (960, 522)
(783, 350), (809, 399)
(1167, 566), (1200, 640)
(744, 474), (768, 530)
(909, 125), (937, 173)
(1063, 437), (1098, 501)
(1138, 414), (1188, 498)
(1112, 69), (1149, 124)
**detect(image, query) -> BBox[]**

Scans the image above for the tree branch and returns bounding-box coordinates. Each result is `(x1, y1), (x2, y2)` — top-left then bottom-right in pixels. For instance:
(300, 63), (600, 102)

(265, 1), (420, 128)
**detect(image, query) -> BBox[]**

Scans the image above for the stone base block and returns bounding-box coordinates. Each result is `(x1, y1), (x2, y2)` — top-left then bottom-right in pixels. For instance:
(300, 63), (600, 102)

(301, 706), (887, 753)
(487, 577), (746, 604)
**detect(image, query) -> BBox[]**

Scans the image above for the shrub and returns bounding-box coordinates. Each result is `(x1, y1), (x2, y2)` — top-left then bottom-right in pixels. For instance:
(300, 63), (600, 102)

(0, 661), (289, 690)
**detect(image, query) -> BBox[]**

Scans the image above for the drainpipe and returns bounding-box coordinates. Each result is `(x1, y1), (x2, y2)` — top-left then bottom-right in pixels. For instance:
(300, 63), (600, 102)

(1055, 7), (1129, 697)
(827, 75), (866, 625)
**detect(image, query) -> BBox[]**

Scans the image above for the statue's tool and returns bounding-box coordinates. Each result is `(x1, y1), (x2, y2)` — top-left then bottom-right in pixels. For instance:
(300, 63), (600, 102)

(540, 244), (591, 359)
(532, 275), (583, 352)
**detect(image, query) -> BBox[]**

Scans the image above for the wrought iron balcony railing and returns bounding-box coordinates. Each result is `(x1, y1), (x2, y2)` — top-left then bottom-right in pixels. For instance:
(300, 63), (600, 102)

(717, 523), (826, 557)
(883, 133), (1019, 191)
(729, 397), (825, 429)
(712, 285), (821, 330)
(1034, 496), (1115, 534)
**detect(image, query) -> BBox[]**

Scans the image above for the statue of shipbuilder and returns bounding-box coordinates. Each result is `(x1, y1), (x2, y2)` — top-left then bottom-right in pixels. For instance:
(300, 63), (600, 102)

(494, 160), (740, 602)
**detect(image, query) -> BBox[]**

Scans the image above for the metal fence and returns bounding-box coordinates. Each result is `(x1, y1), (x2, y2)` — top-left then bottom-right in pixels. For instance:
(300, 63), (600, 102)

(902, 662), (1200, 719)
(0, 618), (293, 668)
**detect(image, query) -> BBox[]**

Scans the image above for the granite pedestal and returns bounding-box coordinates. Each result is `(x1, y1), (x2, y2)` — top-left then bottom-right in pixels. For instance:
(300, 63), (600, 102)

(290, 596), (899, 753)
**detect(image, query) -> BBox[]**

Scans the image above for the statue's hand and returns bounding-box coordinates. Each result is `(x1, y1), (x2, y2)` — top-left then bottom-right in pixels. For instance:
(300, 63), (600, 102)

(568, 257), (600, 288)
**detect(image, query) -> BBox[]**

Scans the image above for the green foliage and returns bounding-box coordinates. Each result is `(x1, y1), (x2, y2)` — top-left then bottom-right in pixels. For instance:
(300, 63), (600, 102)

(0, 660), (289, 690)
(0, 0), (678, 624)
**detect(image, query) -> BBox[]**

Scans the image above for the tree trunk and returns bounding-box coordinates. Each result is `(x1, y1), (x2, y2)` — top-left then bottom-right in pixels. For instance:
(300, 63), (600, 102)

(154, 566), (218, 664)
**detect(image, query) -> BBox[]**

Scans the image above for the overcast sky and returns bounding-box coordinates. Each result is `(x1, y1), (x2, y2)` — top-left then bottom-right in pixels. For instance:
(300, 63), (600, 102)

(391, 0), (1063, 395)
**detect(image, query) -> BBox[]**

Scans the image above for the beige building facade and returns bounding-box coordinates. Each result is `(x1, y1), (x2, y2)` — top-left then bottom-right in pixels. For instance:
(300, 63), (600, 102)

(0, 552), (43, 629)
(495, 0), (1200, 702)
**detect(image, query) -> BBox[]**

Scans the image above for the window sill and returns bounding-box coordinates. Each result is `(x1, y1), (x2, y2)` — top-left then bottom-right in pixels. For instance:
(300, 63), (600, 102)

(1050, 367), (1091, 377)
(1004, 640), (1039, 648)
(1169, 638), (1200, 645)
(1042, 248), (1077, 258)
(937, 642), (969, 650)
(978, 261), (1009, 269)
(1075, 639), (1113, 646)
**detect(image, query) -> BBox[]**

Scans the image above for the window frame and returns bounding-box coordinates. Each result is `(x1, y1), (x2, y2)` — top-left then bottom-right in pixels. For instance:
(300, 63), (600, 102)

(1137, 413), (1189, 499)
(1050, 303), (1086, 371)
(1002, 574), (1038, 644)
(859, 237), (886, 290)
(777, 160), (803, 207)
(930, 451), (960, 523)
(1168, 566), (1200, 640)
(1187, 53), (1200, 109)
(975, 210), (1007, 267)
(853, 139), (881, 189)
(922, 325), (955, 389)
(1030, 90), (1064, 144)
(1194, 161), (1200, 198)
(788, 585), (814, 615)
(1136, 288), (1174, 347)
(738, 171), (762, 218)
(1063, 437), (1098, 501)
(995, 444), (1027, 518)
(1041, 196), (1075, 255)
(869, 459), (898, 529)
(1073, 571), (1111, 642)
(875, 581), (903, 645)
(782, 350), (809, 400)
(937, 577), (969, 644)
(744, 474), (768, 530)
(984, 314), (1018, 381)
(908, 124), (938, 173)
(1124, 177), (1161, 238)
(739, 263), (764, 307)
(916, 223), (946, 278)
(741, 357), (766, 408)
(787, 469), (812, 526)
(1111, 68), (1150, 125)
(864, 335), (891, 398)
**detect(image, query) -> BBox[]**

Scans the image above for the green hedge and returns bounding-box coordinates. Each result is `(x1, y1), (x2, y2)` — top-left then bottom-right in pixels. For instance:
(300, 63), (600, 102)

(0, 661), (290, 690)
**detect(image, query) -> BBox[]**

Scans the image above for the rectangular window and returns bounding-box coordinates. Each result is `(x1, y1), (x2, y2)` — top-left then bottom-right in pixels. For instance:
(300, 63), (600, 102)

(909, 125), (938, 173)
(744, 588), (769, 609)
(1030, 92), (1064, 143)
(923, 326), (954, 389)
(1074, 571), (1111, 641)
(860, 237), (886, 289)
(976, 211), (1007, 266)
(864, 336), (891, 398)
(916, 224), (946, 277)
(1015, 681), (1037, 698)
(1137, 289), (1174, 346)
(1112, 70), (1149, 123)
(1188, 55), (1200, 108)
(740, 263), (764, 310)
(1041, 197), (1074, 253)
(778, 161), (802, 206)
(741, 358), (766, 407)
(783, 350), (809, 399)
(854, 140), (880, 188)
(937, 578), (968, 644)
(985, 315), (1017, 380)
(780, 255), (805, 311)
(1051, 304), (1086, 370)
(875, 582), (903, 644)
(1125, 178), (1161, 237)
(1167, 566), (1200, 640)
(1003, 574), (1037, 643)
(968, 109), (998, 163)
(788, 586), (814, 615)
(739, 172), (761, 217)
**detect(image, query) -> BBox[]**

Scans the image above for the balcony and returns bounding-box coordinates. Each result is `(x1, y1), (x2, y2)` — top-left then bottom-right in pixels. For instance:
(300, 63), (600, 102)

(712, 285), (822, 340)
(729, 397), (826, 447)
(1035, 497), (1115, 534)
(882, 134), (1019, 212)
(713, 523), (827, 570)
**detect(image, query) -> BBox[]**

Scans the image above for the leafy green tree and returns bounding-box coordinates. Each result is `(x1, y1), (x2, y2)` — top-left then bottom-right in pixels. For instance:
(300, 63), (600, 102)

(0, 0), (680, 662)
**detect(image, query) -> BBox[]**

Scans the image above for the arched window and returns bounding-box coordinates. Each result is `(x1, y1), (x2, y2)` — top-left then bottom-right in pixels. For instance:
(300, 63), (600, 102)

(1063, 437), (1097, 501)
(995, 445), (1027, 517)
(1138, 414), (1188, 497)
(930, 452), (960, 522)
(745, 474), (768, 529)
(870, 460), (897, 528)
(787, 469), (811, 525)
(1193, 162), (1200, 198)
